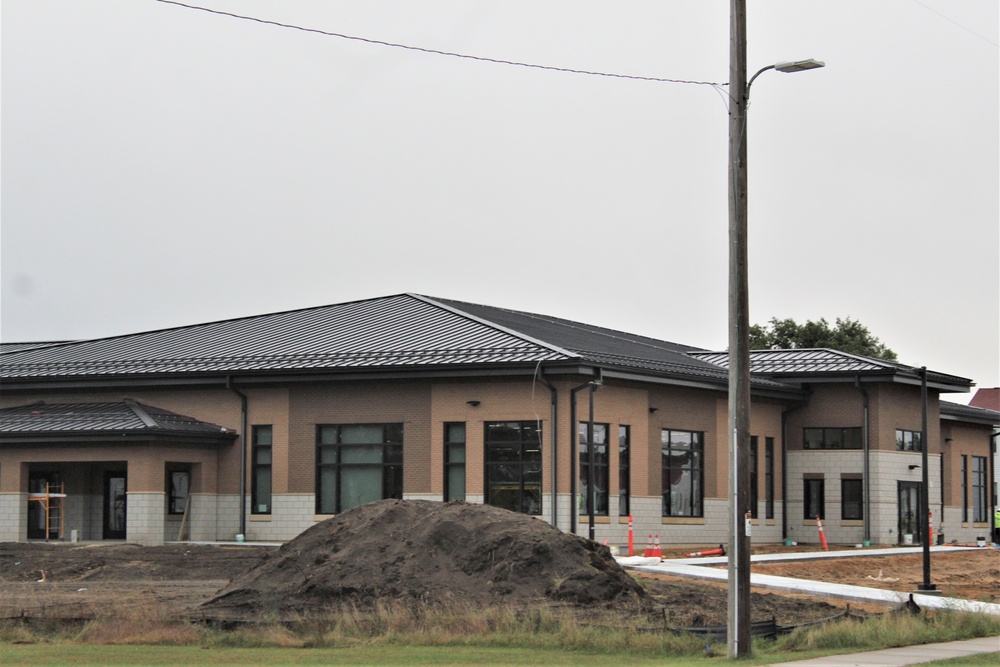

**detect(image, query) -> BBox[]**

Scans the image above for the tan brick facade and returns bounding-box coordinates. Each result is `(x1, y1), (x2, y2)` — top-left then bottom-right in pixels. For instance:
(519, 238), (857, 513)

(1, 372), (992, 547)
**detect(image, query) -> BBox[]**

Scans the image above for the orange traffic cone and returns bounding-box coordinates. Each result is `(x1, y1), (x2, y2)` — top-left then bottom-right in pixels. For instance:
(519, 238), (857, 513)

(685, 544), (726, 558)
(816, 515), (829, 551)
(652, 534), (662, 558)
(643, 534), (655, 557)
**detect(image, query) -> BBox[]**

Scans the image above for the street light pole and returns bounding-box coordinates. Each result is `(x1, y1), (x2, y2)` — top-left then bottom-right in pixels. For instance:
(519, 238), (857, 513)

(726, 1), (751, 658)
(727, 3), (824, 657)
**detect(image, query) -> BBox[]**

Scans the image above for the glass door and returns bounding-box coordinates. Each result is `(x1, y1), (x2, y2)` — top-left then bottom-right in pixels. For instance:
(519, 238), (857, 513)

(898, 481), (922, 545)
(103, 472), (127, 539)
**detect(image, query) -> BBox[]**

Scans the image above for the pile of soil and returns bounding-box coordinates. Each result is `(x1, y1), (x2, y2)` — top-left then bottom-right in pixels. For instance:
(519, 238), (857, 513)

(198, 500), (648, 620)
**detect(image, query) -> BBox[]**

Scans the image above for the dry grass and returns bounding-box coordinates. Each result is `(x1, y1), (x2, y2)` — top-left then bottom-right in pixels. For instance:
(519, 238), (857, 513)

(3, 596), (998, 661)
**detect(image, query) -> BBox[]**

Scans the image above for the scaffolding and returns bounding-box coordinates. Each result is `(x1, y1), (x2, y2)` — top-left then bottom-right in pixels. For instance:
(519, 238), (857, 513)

(28, 482), (66, 541)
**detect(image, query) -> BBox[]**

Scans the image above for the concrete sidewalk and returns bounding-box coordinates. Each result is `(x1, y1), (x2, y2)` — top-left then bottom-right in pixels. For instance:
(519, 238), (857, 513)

(624, 546), (1000, 617)
(770, 635), (1000, 666)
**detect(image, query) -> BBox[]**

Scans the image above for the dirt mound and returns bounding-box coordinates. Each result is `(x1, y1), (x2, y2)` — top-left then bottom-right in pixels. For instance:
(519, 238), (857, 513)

(198, 500), (647, 619)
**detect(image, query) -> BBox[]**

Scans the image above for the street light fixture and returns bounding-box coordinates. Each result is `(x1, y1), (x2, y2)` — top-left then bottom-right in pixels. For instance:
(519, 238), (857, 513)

(727, 8), (824, 656)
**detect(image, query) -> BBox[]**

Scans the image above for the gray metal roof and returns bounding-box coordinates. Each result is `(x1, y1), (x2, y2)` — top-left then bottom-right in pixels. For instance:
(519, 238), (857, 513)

(0, 400), (236, 439)
(1, 341), (71, 354)
(688, 348), (971, 389)
(0, 294), (574, 380)
(940, 401), (1000, 426)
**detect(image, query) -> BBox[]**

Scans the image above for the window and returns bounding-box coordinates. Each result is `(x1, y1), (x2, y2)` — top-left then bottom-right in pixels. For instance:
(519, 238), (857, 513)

(252, 425), (273, 514)
(803, 427), (862, 450)
(749, 436), (759, 519)
(896, 429), (922, 452)
(579, 422), (609, 515)
(168, 470), (190, 515)
(804, 478), (825, 520)
(972, 456), (988, 522)
(961, 455), (968, 523)
(765, 437), (775, 519)
(841, 479), (863, 520)
(618, 425), (630, 517)
(444, 422), (466, 502)
(485, 421), (542, 515)
(661, 429), (703, 517)
(316, 424), (403, 514)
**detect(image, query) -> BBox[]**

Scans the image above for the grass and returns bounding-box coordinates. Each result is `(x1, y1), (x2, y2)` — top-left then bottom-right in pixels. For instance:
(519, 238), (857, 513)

(1, 601), (998, 666)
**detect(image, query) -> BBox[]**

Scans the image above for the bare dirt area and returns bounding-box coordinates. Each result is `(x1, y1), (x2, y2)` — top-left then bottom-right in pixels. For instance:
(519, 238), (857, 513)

(750, 549), (1000, 603)
(3, 501), (990, 630)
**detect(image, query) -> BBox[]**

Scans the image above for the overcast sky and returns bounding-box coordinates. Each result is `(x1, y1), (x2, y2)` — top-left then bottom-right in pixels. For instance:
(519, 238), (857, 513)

(3, 1), (998, 397)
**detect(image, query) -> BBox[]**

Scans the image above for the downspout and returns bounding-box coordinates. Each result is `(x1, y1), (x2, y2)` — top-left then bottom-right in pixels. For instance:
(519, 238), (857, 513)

(587, 379), (600, 542)
(536, 368), (559, 529)
(227, 377), (248, 540)
(780, 410), (788, 542)
(570, 377), (595, 535)
(854, 376), (871, 545)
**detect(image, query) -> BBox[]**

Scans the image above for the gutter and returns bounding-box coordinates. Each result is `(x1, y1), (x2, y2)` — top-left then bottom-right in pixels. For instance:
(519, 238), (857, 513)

(227, 376), (248, 540)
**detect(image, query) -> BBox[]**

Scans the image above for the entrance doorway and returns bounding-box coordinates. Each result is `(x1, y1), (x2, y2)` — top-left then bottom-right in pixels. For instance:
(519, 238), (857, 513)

(27, 471), (61, 540)
(898, 481), (922, 545)
(103, 472), (127, 539)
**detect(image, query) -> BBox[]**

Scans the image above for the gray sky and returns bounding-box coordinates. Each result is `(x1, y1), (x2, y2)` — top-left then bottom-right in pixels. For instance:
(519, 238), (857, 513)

(3, 1), (998, 397)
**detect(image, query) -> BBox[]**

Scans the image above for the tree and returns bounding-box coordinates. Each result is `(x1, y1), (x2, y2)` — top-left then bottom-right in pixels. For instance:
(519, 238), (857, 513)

(749, 317), (898, 362)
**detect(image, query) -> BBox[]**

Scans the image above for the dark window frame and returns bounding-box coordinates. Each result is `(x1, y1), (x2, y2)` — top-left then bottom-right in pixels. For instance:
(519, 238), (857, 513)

(972, 456), (988, 523)
(661, 429), (704, 518)
(167, 469), (190, 516)
(841, 478), (863, 520)
(578, 422), (610, 516)
(896, 429), (923, 452)
(484, 421), (543, 515)
(765, 437), (775, 520)
(315, 423), (404, 515)
(618, 425), (631, 517)
(444, 422), (466, 502)
(803, 427), (863, 450)
(804, 478), (825, 520)
(252, 425), (273, 515)
(961, 454), (968, 523)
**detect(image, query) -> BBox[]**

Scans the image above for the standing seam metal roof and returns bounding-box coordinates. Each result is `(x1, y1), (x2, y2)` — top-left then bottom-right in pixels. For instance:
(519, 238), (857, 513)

(0, 294), (577, 379)
(0, 401), (236, 436)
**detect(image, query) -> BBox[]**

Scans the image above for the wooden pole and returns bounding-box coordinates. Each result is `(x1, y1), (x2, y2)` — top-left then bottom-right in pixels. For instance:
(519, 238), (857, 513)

(727, 0), (752, 658)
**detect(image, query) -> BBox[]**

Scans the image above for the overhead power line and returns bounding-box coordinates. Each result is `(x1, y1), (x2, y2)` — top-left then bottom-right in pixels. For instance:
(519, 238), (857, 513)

(910, 0), (999, 48)
(153, 0), (726, 87)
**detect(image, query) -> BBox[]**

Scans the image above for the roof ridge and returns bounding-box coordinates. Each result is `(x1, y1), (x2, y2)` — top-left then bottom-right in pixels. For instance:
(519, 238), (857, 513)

(411, 294), (580, 360)
(423, 295), (706, 355)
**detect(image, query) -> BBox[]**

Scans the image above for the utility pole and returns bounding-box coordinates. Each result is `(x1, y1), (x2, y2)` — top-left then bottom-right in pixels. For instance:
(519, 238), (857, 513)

(727, 0), (751, 658)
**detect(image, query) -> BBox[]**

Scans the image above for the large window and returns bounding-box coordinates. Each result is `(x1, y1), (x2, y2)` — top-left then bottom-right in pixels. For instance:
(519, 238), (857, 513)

(579, 422), (609, 515)
(896, 429), (922, 452)
(749, 436), (759, 519)
(168, 470), (190, 515)
(972, 456), (988, 522)
(661, 429), (703, 517)
(841, 478), (863, 520)
(618, 425), (630, 517)
(765, 437), (775, 519)
(316, 423), (403, 514)
(804, 427), (862, 450)
(804, 478), (825, 520)
(444, 422), (466, 502)
(252, 425), (273, 514)
(485, 421), (542, 515)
